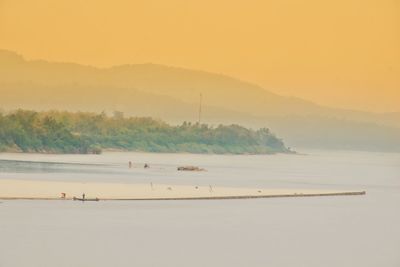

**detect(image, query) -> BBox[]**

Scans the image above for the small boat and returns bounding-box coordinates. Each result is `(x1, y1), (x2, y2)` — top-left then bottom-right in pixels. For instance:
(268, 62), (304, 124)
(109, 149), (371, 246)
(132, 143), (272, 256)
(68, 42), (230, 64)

(73, 197), (99, 201)
(177, 166), (205, 171)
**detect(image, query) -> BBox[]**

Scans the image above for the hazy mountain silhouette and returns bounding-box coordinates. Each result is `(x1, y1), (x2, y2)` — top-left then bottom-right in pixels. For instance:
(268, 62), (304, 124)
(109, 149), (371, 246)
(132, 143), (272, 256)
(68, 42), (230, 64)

(1, 50), (399, 151)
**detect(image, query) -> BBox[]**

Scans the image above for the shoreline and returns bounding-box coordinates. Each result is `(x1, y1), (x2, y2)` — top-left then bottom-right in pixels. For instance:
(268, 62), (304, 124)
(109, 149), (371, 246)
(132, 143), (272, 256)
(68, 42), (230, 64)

(0, 179), (365, 201)
(0, 150), (294, 156)
(0, 191), (366, 201)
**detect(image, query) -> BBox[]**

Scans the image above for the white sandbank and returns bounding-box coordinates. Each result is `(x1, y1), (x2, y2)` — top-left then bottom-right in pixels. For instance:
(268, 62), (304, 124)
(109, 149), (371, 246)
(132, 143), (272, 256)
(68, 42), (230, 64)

(0, 179), (365, 200)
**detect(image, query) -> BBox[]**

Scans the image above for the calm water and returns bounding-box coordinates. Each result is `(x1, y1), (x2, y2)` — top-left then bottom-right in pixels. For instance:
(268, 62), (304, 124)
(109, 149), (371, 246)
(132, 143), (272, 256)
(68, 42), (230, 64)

(0, 150), (399, 267)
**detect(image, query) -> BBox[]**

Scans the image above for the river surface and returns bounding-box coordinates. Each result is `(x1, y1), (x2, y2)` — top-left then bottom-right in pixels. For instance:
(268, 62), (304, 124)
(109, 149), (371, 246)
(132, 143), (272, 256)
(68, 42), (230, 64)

(0, 150), (399, 267)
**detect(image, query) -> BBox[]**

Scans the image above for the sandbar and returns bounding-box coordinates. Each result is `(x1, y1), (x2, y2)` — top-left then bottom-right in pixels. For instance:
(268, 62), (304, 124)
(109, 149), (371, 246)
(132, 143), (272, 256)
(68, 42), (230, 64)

(0, 179), (365, 200)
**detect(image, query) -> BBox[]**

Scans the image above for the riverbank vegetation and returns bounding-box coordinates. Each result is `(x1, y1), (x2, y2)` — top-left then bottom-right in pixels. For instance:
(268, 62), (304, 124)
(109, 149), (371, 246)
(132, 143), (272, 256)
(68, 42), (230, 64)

(0, 110), (291, 154)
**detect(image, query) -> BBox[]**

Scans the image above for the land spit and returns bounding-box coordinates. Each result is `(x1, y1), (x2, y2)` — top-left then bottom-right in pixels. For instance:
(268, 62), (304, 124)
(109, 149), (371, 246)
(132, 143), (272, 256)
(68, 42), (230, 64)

(0, 179), (365, 201)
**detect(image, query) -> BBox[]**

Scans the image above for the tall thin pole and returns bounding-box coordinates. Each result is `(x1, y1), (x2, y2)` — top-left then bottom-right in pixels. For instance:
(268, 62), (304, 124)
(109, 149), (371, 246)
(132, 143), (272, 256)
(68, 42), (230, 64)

(198, 93), (202, 124)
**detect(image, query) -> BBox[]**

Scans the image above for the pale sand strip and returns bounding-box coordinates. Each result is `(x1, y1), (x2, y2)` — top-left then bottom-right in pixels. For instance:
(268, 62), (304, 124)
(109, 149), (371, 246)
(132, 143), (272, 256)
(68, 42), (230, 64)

(0, 179), (365, 200)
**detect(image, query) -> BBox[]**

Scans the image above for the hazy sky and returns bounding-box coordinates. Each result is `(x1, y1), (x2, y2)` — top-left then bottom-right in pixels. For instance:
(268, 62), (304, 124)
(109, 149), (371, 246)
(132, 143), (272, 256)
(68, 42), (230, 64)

(0, 0), (399, 112)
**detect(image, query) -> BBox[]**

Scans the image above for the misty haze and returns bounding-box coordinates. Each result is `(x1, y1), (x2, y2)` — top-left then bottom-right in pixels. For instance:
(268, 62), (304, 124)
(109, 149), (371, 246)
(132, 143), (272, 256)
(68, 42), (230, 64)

(1, 1), (399, 267)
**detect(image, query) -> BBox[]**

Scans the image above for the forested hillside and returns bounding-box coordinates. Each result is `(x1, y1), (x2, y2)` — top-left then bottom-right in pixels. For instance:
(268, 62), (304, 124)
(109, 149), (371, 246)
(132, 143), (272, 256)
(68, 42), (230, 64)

(2, 50), (399, 152)
(0, 110), (290, 154)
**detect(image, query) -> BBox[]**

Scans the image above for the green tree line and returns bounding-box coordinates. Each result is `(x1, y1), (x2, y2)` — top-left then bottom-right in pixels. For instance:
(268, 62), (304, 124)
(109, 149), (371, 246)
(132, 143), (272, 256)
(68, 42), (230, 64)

(0, 110), (291, 154)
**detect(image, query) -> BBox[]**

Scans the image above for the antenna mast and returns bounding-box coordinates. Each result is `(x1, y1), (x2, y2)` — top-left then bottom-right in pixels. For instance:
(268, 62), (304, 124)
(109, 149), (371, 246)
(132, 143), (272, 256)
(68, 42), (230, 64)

(198, 93), (202, 124)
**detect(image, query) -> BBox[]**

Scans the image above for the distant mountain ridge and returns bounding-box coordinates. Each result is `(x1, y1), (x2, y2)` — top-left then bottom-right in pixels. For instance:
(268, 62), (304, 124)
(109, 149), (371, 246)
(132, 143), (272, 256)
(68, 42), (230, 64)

(1, 49), (399, 152)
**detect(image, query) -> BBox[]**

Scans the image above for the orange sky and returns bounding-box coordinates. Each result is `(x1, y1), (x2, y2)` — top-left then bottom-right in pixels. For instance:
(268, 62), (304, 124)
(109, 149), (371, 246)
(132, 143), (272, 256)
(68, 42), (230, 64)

(0, 0), (399, 112)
